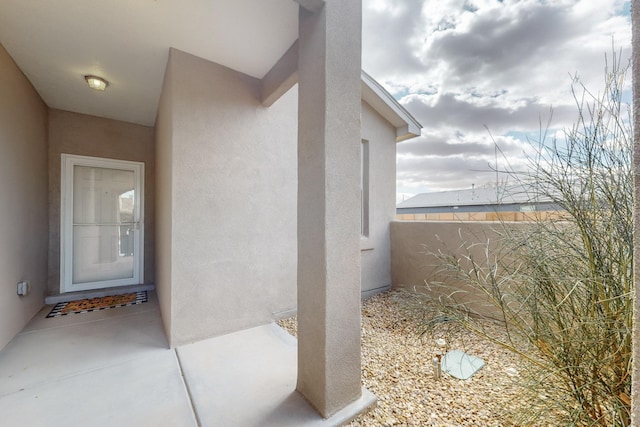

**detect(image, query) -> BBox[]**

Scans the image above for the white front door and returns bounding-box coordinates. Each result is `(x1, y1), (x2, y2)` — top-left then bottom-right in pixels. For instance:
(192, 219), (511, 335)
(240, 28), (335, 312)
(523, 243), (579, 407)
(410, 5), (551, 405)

(61, 154), (144, 293)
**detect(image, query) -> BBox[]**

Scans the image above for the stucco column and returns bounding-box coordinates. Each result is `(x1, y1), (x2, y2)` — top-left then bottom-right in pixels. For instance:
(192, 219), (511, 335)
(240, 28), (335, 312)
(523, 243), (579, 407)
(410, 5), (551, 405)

(296, 0), (363, 419)
(631, 0), (640, 422)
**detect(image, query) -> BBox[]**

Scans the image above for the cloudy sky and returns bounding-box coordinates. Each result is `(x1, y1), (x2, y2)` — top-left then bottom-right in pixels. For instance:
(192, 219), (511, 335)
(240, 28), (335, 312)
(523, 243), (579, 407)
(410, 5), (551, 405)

(361, 0), (632, 201)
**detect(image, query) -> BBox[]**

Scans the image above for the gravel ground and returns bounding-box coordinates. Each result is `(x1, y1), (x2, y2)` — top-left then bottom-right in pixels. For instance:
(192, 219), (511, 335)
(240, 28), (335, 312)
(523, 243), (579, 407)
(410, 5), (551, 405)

(277, 291), (553, 426)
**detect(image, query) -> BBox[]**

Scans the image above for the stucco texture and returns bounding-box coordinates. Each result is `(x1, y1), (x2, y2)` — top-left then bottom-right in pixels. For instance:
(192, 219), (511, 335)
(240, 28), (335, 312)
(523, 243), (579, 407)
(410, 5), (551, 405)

(155, 49), (175, 342)
(296, 0), (363, 417)
(155, 49), (298, 347)
(391, 221), (530, 319)
(361, 102), (398, 298)
(0, 44), (49, 351)
(154, 50), (397, 348)
(47, 109), (155, 295)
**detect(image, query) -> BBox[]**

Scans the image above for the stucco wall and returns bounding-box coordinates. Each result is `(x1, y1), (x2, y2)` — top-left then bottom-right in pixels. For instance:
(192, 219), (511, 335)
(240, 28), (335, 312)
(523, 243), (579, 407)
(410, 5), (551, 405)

(391, 221), (529, 318)
(360, 102), (398, 298)
(48, 109), (155, 295)
(0, 44), (49, 351)
(156, 49), (298, 346)
(155, 49), (175, 341)
(155, 49), (404, 346)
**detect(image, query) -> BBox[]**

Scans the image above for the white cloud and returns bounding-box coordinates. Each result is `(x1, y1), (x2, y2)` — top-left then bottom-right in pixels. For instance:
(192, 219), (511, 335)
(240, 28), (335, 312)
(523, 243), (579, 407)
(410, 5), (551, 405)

(396, 130), (536, 192)
(362, 0), (632, 196)
(400, 92), (576, 134)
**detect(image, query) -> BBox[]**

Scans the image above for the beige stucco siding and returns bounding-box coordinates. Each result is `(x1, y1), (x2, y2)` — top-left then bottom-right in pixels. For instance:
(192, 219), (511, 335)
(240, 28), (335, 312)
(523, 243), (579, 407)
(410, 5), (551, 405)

(154, 49), (405, 346)
(391, 220), (529, 318)
(0, 44), (49, 351)
(155, 49), (175, 342)
(47, 109), (155, 295)
(156, 49), (298, 347)
(360, 101), (398, 297)
(155, 48), (405, 346)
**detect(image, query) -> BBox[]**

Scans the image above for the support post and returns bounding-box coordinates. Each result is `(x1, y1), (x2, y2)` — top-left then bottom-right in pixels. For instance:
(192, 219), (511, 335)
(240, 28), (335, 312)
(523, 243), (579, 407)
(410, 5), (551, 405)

(296, 0), (363, 419)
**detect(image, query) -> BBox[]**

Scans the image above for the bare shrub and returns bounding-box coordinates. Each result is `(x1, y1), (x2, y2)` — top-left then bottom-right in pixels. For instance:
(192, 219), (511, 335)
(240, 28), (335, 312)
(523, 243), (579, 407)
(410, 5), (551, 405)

(412, 50), (633, 425)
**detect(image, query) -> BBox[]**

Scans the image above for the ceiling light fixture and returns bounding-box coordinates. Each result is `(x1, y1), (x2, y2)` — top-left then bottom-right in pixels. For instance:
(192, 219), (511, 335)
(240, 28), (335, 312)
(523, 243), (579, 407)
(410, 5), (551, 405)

(84, 75), (109, 91)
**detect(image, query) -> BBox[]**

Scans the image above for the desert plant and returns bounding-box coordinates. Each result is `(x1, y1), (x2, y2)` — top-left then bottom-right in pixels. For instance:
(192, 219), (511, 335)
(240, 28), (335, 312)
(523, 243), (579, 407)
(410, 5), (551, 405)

(413, 50), (633, 425)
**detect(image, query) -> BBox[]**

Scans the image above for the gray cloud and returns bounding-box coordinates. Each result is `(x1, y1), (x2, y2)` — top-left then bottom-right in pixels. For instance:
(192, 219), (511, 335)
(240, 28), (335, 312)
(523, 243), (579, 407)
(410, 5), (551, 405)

(398, 130), (529, 158)
(426, 2), (580, 86)
(401, 92), (577, 134)
(396, 130), (534, 192)
(362, 0), (631, 195)
(362, 0), (426, 77)
(397, 155), (503, 192)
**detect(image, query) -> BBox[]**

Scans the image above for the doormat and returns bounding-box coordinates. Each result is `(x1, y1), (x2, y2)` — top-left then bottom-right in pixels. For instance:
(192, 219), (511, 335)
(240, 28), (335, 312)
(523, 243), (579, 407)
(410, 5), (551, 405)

(46, 291), (148, 318)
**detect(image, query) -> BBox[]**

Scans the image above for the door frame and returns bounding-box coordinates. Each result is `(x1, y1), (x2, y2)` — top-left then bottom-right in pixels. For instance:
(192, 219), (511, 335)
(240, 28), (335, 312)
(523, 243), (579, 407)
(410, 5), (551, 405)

(60, 154), (145, 293)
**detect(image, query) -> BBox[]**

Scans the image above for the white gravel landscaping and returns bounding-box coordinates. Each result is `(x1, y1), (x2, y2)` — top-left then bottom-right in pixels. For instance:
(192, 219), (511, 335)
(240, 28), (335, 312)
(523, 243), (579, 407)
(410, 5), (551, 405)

(278, 291), (555, 426)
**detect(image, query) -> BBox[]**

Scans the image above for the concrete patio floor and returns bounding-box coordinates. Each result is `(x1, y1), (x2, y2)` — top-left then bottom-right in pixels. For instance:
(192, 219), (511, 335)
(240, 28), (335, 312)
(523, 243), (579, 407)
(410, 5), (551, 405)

(0, 292), (375, 427)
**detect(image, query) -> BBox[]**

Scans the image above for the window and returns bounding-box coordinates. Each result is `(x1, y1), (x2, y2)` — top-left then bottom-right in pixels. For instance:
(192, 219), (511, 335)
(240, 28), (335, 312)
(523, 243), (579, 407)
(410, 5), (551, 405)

(361, 139), (370, 237)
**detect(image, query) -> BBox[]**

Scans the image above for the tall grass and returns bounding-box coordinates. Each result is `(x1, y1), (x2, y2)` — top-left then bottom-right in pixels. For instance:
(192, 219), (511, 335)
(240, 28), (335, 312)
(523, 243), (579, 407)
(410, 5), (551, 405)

(414, 51), (633, 425)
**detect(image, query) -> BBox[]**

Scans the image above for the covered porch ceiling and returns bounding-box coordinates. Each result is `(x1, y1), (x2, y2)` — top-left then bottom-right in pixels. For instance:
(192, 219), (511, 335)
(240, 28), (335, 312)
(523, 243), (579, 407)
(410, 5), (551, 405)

(0, 0), (299, 126)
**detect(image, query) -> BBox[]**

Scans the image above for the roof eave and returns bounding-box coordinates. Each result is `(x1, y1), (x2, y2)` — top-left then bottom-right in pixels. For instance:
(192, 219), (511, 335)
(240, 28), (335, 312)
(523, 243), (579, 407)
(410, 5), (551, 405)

(360, 70), (422, 142)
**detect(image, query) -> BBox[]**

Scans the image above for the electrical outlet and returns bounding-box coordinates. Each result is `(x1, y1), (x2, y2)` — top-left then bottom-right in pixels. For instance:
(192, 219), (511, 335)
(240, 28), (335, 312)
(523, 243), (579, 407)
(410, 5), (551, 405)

(17, 281), (28, 296)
